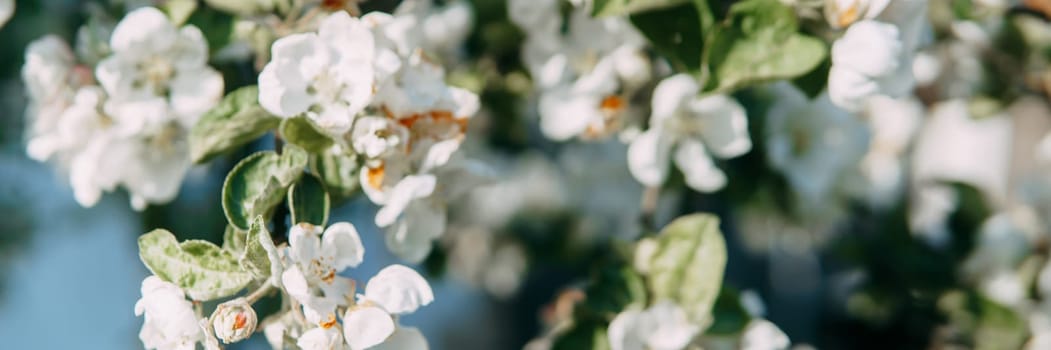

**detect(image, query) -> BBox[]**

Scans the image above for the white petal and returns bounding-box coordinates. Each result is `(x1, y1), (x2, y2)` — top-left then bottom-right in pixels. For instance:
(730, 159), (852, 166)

(608, 309), (644, 350)
(343, 306), (396, 350)
(627, 128), (673, 188)
(831, 20), (902, 78)
(0, 0), (13, 28)
(364, 265), (434, 314)
(828, 65), (880, 112)
(169, 67), (224, 126)
(538, 88), (599, 141)
(674, 139), (727, 192)
(110, 7), (177, 54)
(298, 327), (346, 350)
(384, 201), (446, 263)
(375, 175), (437, 228)
(258, 33), (322, 117)
(642, 302), (699, 350)
(741, 319), (790, 350)
(371, 326), (429, 350)
(288, 223), (324, 264)
(690, 94), (751, 158)
(419, 139), (462, 173)
(322, 222), (365, 270)
(280, 265), (311, 301)
(650, 74), (699, 124)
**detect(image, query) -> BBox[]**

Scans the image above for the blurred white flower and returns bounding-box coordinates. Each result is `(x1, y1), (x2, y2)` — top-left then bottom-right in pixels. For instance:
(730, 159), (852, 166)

(628, 74), (750, 192)
(740, 319), (790, 350)
(607, 301), (700, 350)
(766, 83), (869, 215)
(911, 99), (1012, 203)
(344, 265), (433, 350)
(828, 20), (912, 111)
(96, 6), (222, 133)
(0, 0), (12, 28)
(281, 223), (365, 326)
(259, 11), (374, 134)
(852, 96), (923, 207)
(135, 276), (205, 350)
(511, 0), (650, 141)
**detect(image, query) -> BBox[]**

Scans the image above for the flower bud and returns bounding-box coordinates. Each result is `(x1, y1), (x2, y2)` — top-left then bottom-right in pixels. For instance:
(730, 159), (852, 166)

(210, 298), (258, 344)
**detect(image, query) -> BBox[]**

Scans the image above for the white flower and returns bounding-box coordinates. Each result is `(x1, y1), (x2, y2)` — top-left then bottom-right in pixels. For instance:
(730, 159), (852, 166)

(370, 154), (491, 262)
(910, 99), (1012, 202)
(828, 20), (913, 111)
(343, 265), (434, 350)
(628, 74), (751, 192)
(210, 298), (258, 344)
(351, 116), (410, 160)
(607, 301), (700, 350)
(824, 0), (891, 28)
(0, 0), (13, 28)
(765, 83), (869, 215)
(23, 35), (82, 161)
(281, 222), (366, 325)
(299, 326), (348, 350)
(135, 276), (205, 350)
(96, 6), (222, 133)
(512, 0), (650, 141)
(740, 319), (790, 350)
(853, 96), (922, 207)
(259, 11), (375, 134)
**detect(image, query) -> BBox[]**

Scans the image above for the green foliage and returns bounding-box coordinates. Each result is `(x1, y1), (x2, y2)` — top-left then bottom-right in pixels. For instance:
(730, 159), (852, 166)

(280, 117), (335, 154)
(288, 174), (330, 226)
(239, 216), (281, 280)
(702, 0), (826, 93)
(629, 2), (710, 73)
(162, 0), (198, 25)
(593, 0), (689, 17)
(222, 224), (246, 252)
(222, 145), (308, 230)
(642, 213), (727, 323)
(310, 151), (362, 204)
(552, 319), (612, 350)
(187, 5), (236, 54)
(939, 290), (1028, 350)
(190, 86), (281, 163)
(138, 229), (254, 301)
(706, 287), (752, 335)
(579, 264), (648, 319)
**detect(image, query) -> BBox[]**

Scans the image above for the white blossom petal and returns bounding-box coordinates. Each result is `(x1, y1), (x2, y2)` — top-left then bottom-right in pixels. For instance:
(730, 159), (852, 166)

(627, 128), (673, 188)
(375, 175), (437, 228)
(690, 95), (751, 158)
(322, 222), (366, 270)
(674, 139), (727, 192)
(364, 265), (434, 314)
(343, 306), (396, 350)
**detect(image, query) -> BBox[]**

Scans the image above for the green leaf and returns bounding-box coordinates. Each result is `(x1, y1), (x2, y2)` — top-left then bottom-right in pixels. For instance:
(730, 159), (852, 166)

(706, 287), (752, 335)
(162, 0), (198, 25)
(310, 151), (361, 204)
(552, 319), (612, 350)
(643, 213), (727, 323)
(702, 0), (827, 93)
(629, 2), (710, 73)
(187, 6), (236, 54)
(593, 0), (688, 17)
(280, 117), (335, 154)
(240, 216), (281, 280)
(138, 229), (254, 301)
(580, 264), (648, 318)
(288, 174), (330, 226)
(791, 56), (831, 99)
(190, 86), (281, 163)
(222, 145), (308, 230)
(221, 224), (246, 252)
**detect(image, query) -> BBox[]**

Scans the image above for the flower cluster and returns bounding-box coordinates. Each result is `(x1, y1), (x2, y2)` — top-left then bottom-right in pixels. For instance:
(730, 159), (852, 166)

(509, 0), (652, 141)
(23, 7), (222, 210)
(259, 6), (484, 263)
(134, 222), (435, 350)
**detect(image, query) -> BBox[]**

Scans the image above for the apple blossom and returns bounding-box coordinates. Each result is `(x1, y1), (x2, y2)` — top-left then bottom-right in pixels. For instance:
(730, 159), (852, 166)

(628, 74), (751, 192)
(135, 276), (206, 350)
(258, 11), (375, 134)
